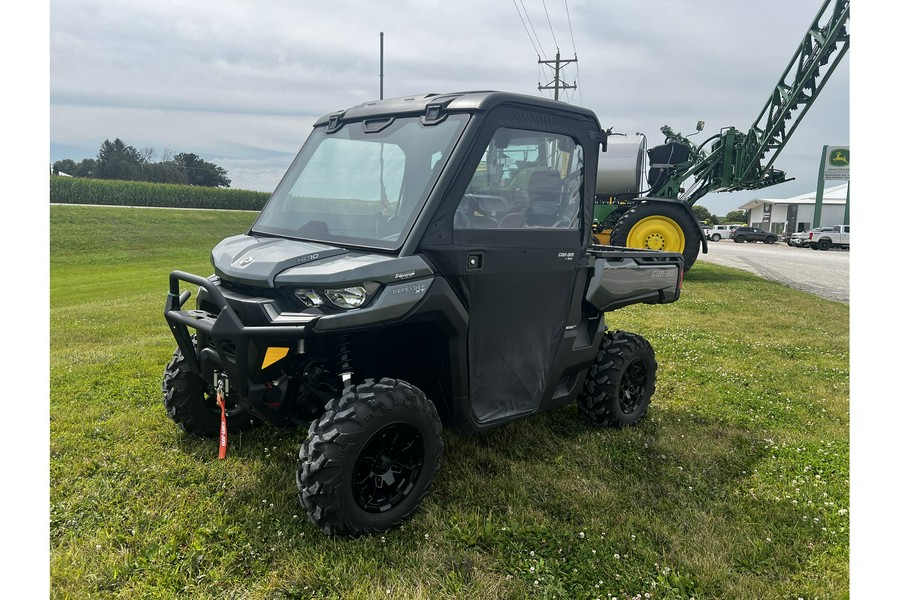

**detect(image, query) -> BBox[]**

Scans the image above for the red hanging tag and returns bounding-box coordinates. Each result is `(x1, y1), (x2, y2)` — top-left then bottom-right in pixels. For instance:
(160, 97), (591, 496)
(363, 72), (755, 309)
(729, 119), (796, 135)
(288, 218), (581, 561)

(217, 389), (228, 459)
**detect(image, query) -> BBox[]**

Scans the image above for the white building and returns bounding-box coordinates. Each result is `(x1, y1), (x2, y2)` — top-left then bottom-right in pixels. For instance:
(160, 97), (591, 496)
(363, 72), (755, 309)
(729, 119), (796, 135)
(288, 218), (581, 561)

(738, 183), (849, 236)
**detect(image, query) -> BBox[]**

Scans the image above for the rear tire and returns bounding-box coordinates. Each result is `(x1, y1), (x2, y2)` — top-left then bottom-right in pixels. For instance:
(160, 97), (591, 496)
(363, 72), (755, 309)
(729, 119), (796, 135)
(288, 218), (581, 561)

(577, 331), (657, 427)
(734, 235), (746, 243)
(609, 202), (701, 271)
(818, 239), (832, 250)
(711, 233), (721, 241)
(162, 340), (256, 438)
(297, 378), (443, 536)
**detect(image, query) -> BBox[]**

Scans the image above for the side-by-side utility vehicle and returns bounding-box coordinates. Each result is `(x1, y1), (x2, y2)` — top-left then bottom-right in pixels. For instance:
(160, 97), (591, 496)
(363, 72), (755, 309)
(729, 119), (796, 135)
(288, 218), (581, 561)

(163, 91), (684, 536)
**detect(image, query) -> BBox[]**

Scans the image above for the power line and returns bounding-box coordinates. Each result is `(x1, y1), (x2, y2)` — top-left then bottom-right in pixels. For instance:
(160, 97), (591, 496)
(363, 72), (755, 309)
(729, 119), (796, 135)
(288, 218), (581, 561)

(541, 0), (559, 51)
(564, 0), (577, 51)
(563, 0), (582, 104)
(512, 0), (542, 59)
(514, 0), (578, 100)
(514, 0), (547, 59)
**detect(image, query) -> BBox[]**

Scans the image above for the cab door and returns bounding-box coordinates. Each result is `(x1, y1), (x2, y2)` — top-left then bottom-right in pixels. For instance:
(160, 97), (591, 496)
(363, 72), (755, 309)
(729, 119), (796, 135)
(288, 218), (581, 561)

(430, 116), (593, 425)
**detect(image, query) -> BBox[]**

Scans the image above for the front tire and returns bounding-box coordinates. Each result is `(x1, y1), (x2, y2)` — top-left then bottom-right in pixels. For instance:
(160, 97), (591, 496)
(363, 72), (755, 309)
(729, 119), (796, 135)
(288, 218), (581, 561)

(297, 378), (443, 536)
(162, 341), (256, 438)
(577, 331), (657, 427)
(765, 236), (776, 244)
(711, 233), (721, 241)
(609, 202), (701, 271)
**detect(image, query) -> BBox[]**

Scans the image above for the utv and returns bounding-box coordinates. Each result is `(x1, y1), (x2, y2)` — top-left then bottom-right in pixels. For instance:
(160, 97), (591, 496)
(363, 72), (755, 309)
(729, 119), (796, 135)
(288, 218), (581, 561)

(163, 91), (684, 536)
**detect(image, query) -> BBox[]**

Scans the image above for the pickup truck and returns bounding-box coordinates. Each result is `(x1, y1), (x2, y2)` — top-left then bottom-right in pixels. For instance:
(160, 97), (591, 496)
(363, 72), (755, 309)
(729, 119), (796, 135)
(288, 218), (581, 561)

(162, 91), (685, 536)
(809, 225), (849, 250)
(706, 224), (740, 242)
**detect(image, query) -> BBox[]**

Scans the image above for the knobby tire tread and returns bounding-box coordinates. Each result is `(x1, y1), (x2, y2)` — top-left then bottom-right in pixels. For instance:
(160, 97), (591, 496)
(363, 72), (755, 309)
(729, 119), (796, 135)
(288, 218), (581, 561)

(297, 377), (443, 537)
(577, 330), (657, 427)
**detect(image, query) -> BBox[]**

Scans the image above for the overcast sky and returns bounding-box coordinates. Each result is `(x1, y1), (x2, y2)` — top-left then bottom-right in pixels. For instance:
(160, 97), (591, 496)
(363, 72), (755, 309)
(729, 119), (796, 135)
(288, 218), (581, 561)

(49, 0), (850, 215)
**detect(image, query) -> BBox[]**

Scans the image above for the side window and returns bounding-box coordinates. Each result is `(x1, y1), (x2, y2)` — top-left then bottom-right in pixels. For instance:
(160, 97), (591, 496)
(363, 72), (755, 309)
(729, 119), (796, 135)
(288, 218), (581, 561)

(454, 128), (583, 230)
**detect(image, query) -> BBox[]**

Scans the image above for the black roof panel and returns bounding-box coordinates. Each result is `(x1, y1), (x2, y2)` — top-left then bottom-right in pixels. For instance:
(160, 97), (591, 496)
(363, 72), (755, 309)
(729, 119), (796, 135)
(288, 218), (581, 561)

(312, 91), (598, 126)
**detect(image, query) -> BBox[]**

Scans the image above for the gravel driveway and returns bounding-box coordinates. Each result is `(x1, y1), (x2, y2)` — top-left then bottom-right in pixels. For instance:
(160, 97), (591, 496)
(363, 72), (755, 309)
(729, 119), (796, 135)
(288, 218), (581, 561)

(694, 239), (849, 304)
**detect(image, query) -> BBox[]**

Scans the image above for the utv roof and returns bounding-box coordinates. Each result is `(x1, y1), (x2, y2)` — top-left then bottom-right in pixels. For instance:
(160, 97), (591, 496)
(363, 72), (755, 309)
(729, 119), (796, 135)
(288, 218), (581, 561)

(312, 91), (598, 127)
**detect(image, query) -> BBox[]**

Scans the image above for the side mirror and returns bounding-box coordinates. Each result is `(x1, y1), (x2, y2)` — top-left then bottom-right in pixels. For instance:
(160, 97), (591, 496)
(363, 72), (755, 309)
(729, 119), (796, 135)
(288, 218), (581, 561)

(695, 121), (705, 132)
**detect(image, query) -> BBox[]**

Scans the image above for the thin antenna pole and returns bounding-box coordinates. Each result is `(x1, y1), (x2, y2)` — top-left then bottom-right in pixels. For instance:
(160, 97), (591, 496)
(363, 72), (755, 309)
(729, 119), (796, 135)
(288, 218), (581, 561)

(379, 32), (384, 100)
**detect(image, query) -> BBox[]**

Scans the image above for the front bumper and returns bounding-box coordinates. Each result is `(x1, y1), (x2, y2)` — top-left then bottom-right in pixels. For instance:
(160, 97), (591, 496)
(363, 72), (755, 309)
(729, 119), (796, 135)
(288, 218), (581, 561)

(164, 270), (316, 425)
(164, 269), (437, 425)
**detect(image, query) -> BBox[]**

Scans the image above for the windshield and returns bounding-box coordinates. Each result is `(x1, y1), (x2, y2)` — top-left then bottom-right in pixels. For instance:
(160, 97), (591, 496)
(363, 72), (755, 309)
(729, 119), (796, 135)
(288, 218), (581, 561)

(252, 114), (468, 249)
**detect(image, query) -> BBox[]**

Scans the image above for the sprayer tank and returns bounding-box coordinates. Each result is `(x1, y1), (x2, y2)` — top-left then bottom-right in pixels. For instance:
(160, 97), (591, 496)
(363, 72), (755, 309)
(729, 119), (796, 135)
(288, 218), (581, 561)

(595, 135), (646, 199)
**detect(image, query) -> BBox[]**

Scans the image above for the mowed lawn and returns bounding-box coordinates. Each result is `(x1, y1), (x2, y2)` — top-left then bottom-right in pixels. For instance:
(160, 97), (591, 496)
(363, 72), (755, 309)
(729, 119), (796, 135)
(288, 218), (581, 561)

(50, 205), (849, 599)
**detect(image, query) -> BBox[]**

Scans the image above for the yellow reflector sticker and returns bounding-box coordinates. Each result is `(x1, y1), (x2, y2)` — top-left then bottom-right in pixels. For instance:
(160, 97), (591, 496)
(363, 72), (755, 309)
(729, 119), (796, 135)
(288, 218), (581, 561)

(262, 347), (290, 369)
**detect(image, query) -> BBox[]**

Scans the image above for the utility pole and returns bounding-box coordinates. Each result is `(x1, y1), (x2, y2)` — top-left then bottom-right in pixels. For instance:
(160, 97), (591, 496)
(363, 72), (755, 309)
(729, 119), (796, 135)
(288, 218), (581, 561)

(538, 51), (576, 101)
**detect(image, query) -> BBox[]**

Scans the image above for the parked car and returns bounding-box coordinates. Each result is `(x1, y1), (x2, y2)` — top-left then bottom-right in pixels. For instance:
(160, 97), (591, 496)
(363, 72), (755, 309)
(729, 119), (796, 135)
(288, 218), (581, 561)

(707, 224), (740, 241)
(730, 226), (778, 244)
(788, 227), (825, 247)
(788, 231), (806, 247)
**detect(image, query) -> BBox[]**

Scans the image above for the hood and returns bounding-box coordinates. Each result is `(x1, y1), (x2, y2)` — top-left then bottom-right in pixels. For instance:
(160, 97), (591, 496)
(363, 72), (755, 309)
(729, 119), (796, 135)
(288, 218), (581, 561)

(211, 234), (349, 287)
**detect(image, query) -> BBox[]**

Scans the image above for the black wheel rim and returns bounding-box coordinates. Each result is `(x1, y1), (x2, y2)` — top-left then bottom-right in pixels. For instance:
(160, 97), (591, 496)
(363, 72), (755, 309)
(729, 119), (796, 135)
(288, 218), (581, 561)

(617, 359), (649, 414)
(352, 423), (424, 513)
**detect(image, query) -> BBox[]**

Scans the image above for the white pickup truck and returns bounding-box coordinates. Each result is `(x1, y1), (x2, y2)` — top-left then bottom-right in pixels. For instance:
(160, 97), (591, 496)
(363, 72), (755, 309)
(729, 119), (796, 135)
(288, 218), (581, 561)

(706, 224), (740, 242)
(809, 225), (849, 250)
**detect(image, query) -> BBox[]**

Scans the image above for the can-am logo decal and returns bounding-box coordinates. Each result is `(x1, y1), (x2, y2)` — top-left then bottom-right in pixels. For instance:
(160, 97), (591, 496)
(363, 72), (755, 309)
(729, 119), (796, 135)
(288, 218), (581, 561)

(236, 256), (254, 268)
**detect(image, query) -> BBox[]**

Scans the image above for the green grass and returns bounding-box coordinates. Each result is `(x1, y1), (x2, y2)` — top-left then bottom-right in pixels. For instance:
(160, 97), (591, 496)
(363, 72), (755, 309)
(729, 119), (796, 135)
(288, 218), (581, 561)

(50, 205), (849, 599)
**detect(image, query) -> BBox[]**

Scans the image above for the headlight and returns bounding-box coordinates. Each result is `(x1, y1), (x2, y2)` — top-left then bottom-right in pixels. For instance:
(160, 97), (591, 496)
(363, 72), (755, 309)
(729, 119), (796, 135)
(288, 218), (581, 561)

(294, 289), (324, 307)
(324, 286), (368, 309)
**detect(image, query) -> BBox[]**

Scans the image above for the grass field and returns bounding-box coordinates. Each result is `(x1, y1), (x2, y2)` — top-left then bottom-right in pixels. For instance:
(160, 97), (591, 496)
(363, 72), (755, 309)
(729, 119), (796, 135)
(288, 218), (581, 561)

(49, 205), (850, 599)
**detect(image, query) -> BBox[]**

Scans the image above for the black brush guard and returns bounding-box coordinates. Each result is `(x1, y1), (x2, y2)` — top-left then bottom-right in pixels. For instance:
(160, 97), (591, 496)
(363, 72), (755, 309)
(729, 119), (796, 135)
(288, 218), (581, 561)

(164, 270), (313, 426)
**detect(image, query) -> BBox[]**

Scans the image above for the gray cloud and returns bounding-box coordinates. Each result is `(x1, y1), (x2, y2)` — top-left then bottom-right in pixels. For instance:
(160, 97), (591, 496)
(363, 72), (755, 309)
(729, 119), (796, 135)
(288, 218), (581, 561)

(50, 0), (849, 212)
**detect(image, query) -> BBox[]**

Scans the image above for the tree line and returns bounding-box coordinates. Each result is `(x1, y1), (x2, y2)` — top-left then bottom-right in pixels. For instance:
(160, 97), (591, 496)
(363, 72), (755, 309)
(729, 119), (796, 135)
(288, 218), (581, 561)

(692, 204), (748, 225)
(52, 138), (231, 188)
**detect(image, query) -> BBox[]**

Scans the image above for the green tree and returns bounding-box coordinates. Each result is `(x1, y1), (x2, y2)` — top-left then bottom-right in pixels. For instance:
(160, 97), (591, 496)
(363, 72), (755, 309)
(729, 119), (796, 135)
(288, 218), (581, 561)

(51, 140), (231, 187)
(143, 162), (187, 184)
(725, 210), (748, 224)
(75, 158), (98, 178)
(96, 138), (143, 181)
(692, 205), (713, 224)
(173, 153), (231, 188)
(52, 159), (78, 176)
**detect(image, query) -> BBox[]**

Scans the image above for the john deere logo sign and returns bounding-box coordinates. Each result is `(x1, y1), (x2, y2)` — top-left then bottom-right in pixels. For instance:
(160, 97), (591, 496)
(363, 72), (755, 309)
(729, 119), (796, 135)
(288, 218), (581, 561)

(824, 146), (850, 180)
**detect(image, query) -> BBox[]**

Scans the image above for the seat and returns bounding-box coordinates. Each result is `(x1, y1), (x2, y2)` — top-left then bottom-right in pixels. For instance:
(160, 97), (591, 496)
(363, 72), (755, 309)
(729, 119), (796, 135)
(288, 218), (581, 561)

(525, 170), (562, 227)
(497, 212), (526, 229)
